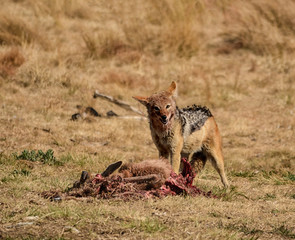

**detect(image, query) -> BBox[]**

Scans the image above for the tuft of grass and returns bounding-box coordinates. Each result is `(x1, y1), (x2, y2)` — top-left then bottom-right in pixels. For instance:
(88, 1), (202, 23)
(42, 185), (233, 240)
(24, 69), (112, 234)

(0, 14), (45, 48)
(14, 62), (53, 88)
(230, 171), (256, 178)
(126, 218), (166, 234)
(14, 149), (66, 166)
(0, 48), (25, 78)
(215, 0), (295, 56)
(1, 168), (31, 183)
(263, 193), (276, 200)
(12, 169), (31, 177)
(250, 150), (295, 173)
(273, 225), (295, 239)
(225, 222), (263, 237)
(119, 0), (202, 58)
(28, 0), (93, 19)
(59, 154), (74, 164)
(201, 185), (249, 201)
(284, 172), (295, 182)
(83, 32), (128, 59)
(252, 2), (295, 36)
(264, 150), (295, 161)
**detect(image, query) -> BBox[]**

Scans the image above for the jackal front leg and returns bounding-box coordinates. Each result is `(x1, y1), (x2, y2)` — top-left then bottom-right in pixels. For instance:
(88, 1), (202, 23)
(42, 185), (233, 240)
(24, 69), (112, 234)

(170, 140), (183, 174)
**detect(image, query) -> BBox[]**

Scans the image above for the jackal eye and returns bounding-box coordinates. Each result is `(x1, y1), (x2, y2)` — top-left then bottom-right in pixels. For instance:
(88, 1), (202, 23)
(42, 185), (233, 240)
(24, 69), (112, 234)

(153, 106), (160, 111)
(166, 104), (171, 109)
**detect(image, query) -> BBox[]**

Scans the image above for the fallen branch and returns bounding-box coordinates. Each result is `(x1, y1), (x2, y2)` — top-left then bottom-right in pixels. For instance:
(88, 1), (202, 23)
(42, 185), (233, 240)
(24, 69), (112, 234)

(93, 90), (145, 116)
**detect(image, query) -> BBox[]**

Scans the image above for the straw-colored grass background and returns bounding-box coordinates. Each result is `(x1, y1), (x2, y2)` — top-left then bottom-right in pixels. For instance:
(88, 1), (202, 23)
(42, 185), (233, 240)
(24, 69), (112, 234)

(0, 0), (294, 239)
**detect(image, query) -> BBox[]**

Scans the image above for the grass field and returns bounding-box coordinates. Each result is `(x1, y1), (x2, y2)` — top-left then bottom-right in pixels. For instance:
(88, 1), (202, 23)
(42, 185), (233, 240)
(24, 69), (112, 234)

(0, 0), (295, 239)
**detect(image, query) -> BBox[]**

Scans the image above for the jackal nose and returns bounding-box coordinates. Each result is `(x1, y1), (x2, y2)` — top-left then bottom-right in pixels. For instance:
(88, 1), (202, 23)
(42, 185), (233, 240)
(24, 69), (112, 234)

(161, 115), (167, 121)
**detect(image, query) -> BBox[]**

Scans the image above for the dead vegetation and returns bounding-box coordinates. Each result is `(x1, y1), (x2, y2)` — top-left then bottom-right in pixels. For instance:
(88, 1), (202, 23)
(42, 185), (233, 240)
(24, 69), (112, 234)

(0, 0), (295, 239)
(0, 48), (25, 78)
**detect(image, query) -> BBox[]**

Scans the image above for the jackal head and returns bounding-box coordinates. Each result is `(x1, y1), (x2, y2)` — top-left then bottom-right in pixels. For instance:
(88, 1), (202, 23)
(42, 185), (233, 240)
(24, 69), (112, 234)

(133, 81), (177, 131)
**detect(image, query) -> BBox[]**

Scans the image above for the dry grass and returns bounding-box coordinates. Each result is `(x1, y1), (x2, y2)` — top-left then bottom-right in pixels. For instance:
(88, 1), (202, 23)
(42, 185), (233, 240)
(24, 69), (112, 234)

(0, 48), (25, 78)
(0, 0), (295, 239)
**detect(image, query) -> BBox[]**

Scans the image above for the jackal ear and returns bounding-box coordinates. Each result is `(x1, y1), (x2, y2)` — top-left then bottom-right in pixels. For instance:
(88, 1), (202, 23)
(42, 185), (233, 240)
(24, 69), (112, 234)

(167, 81), (177, 98)
(132, 96), (149, 106)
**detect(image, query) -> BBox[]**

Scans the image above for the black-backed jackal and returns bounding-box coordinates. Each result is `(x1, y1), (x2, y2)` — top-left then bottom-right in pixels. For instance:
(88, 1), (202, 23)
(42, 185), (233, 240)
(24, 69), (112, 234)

(133, 81), (229, 188)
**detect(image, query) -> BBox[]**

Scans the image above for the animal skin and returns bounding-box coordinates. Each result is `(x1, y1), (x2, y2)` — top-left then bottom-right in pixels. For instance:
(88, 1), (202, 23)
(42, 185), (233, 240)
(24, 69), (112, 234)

(118, 159), (172, 188)
(133, 81), (229, 188)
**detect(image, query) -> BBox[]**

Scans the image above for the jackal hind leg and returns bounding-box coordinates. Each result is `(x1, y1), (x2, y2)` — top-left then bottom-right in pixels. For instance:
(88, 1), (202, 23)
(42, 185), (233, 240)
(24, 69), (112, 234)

(189, 151), (207, 176)
(206, 146), (229, 188)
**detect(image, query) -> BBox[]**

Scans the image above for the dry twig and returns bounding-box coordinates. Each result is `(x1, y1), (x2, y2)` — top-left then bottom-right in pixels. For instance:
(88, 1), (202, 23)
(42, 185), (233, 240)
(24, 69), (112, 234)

(93, 90), (145, 116)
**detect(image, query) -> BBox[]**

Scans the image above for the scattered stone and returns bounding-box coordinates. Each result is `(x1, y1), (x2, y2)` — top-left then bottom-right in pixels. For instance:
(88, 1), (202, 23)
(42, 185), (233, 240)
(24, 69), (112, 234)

(85, 107), (101, 117)
(53, 196), (62, 202)
(71, 113), (82, 121)
(64, 226), (80, 234)
(71, 106), (101, 121)
(15, 222), (34, 228)
(42, 128), (51, 133)
(107, 110), (118, 117)
(24, 216), (39, 221)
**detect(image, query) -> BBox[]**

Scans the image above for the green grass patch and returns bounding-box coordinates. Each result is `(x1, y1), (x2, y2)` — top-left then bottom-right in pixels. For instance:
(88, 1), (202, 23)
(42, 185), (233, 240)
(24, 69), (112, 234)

(1, 168), (31, 183)
(257, 170), (295, 184)
(59, 153), (74, 164)
(225, 222), (263, 237)
(261, 170), (278, 179)
(0, 152), (15, 165)
(207, 186), (249, 201)
(284, 172), (295, 182)
(12, 169), (31, 177)
(274, 225), (295, 239)
(126, 218), (166, 234)
(263, 193), (276, 200)
(14, 149), (67, 166)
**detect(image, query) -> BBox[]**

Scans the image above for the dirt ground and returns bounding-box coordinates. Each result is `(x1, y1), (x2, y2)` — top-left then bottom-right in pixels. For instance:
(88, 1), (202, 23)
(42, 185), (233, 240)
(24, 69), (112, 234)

(0, 0), (295, 239)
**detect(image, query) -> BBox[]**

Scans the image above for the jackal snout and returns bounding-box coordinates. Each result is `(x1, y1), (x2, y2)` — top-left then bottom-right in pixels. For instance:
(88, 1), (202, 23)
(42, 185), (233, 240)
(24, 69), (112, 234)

(160, 115), (168, 124)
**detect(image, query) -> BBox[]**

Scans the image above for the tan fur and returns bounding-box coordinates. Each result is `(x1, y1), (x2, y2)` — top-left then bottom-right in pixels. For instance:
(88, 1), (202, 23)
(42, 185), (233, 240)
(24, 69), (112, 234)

(119, 159), (171, 178)
(133, 82), (229, 188)
(118, 159), (172, 188)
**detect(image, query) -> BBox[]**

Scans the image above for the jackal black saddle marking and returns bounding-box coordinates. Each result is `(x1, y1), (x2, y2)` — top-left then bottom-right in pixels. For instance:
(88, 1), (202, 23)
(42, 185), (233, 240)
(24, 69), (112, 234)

(178, 105), (213, 134)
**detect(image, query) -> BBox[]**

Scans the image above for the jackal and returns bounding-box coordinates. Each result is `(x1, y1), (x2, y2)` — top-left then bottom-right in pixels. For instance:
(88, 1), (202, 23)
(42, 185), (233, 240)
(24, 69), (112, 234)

(133, 81), (229, 188)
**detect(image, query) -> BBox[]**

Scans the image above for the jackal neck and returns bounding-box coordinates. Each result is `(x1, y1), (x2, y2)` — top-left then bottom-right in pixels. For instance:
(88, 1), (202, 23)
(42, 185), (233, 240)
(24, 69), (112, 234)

(149, 104), (213, 137)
